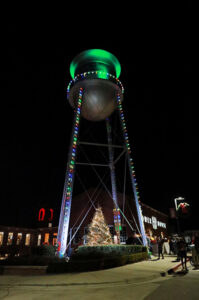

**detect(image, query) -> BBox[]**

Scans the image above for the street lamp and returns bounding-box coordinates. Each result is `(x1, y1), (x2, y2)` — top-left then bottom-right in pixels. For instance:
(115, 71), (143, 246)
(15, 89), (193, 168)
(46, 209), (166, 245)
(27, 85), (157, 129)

(174, 196), (185, 235)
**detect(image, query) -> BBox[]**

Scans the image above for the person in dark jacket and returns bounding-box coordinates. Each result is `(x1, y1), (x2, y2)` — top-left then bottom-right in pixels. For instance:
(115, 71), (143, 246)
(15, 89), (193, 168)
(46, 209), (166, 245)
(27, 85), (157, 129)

(126, 233), (141, 245)
(169, 237), (174, 255)
(157, 236), (165, 259)
(192, 235), (199, 268)
(177, 237), (187, 270)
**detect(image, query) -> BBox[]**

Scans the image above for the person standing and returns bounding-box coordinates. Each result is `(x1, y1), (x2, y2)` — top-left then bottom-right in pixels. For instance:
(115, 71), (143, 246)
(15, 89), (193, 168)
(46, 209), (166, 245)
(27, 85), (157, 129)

(169, 237), (174, 255)
(157, 236), (165, 259)
(178, 237), (188, 270)
(192, 234), (199, 268)
(172, 238), (178, 255)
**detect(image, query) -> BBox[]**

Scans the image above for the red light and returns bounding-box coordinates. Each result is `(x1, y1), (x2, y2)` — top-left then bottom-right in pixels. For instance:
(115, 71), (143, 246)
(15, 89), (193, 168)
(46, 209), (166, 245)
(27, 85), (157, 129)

(49, 208), (53, 221)
(38, 208), (45, 221)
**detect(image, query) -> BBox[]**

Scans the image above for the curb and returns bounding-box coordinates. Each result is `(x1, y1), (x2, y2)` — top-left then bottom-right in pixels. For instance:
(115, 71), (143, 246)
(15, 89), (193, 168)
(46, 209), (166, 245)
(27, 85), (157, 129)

(0, 265), (47, 276)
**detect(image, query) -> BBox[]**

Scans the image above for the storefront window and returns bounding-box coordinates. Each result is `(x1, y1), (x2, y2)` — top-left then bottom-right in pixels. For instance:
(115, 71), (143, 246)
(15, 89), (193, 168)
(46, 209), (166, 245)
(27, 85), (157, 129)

(0, 232), (4, 246)
(7, 232), (13, 245)
(52, 233), (57, 246)
(37, 234), (41, 246)
(25, 234), (31, 246)
(44, 233), (49, 244)
(16, 233), (23, 245)
(120, 226), (127, 244)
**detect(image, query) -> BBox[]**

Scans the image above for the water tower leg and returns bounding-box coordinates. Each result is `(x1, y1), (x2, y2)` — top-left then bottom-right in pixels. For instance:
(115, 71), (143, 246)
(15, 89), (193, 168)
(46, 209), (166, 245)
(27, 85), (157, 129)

(106, 118), (121, 244)
(57, 88), (83, 257)
(117, 95), (147, 247)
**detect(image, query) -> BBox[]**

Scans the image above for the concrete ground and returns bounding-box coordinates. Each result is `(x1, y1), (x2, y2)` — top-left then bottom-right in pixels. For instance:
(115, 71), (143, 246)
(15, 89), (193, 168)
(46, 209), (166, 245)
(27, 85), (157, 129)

(0, 256), (198, 299)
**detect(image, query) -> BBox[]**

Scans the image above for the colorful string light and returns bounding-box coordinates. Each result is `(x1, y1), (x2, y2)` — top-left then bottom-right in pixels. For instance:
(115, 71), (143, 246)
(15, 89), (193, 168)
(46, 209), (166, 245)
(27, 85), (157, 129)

(67, 71), (124, 99)
(113, 208), (122, 231)
(117, 95), (140, 200)
(117, 93), (147, 246)
(65, 88), (83, 205)
(58, 88), (83, 257)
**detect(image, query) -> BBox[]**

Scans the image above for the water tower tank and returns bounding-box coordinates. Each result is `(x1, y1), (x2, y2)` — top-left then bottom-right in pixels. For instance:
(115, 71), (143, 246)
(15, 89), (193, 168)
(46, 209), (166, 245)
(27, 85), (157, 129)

(67, 49), (124, 121)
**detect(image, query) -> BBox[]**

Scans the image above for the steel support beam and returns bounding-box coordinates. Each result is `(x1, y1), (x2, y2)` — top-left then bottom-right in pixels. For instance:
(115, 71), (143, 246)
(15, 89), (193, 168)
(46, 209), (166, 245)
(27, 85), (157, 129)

(106, 118), (120, 243)
(76, 162), (109, 167)
(113, 148), (127, 165)
(57, 88), (83, 257)
(117, 94), (147, 247)
(79, 141), (124, 149)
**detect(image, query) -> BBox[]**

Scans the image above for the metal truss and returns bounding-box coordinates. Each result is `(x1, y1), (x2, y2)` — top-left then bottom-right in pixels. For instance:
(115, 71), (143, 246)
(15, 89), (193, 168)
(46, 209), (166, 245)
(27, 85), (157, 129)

(57, 90), (147, 257)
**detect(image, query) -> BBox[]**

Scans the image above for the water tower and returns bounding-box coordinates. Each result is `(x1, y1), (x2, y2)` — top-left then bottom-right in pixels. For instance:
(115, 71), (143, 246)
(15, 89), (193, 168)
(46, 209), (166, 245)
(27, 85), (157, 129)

(57, 49), (147, 257)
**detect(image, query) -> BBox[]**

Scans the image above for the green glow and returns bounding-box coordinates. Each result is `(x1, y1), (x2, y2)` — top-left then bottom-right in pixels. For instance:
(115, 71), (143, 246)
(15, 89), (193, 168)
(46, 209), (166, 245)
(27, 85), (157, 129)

(70, 49), (121, 79)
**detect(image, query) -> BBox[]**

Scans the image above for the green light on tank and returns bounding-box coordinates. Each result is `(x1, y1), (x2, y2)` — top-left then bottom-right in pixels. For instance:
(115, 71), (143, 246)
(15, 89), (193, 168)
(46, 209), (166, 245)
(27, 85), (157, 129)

(70, 49), (121, 79)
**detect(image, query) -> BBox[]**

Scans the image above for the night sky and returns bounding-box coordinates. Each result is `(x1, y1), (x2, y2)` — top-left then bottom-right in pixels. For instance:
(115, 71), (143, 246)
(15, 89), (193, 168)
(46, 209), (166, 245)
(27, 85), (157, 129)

(0, 18), (195, 230)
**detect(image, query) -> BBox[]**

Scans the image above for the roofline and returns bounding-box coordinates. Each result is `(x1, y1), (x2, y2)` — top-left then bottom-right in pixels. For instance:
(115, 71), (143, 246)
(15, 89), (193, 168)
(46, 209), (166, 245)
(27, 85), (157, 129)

(140, 202), (168, 218)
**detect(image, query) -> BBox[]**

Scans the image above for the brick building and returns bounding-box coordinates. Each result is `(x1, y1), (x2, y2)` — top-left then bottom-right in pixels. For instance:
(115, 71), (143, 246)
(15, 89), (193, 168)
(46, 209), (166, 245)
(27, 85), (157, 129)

(0, 225), (58, 258)
(0, 189), (168, 258)
(69, 188), (168, 245)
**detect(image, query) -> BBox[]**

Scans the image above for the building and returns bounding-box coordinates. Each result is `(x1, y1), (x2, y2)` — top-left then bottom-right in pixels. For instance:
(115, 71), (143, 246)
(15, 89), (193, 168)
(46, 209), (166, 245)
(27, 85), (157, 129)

(68, 189), (168, 245)
(0, 225), (57, 258)
(0, 189), (168, 258)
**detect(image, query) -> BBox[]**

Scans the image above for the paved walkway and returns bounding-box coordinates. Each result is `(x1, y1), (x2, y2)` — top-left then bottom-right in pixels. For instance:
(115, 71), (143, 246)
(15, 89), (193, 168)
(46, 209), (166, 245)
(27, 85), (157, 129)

(0, 256), (179, 286)
(1, 256), (189, 299)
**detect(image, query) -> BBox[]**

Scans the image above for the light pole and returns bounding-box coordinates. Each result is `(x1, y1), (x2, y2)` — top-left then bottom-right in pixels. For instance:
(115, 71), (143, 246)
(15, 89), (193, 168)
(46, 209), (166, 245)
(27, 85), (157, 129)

(174, 197), (184, 235)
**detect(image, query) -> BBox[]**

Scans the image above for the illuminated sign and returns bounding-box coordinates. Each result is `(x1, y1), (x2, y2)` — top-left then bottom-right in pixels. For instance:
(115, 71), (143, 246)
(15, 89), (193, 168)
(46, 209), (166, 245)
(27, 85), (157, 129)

(143, 216), (166, 229)
(38, 208), (53, 222)
(38, 208), (45, 221)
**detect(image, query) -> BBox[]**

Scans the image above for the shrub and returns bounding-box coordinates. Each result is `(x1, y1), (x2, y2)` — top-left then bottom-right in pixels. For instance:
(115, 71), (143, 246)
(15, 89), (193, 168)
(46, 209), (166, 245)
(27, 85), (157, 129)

(0, 255), (64, 266)
(31, 245), (56, 257)
(0, 244), (62, 267)
(76, 244), (146, 257)
(47, 245), (148, 273)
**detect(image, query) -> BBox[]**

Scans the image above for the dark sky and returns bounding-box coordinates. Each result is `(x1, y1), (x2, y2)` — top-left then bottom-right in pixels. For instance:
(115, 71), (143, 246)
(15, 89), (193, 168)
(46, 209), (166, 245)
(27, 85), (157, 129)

(0, 18), (195, 230)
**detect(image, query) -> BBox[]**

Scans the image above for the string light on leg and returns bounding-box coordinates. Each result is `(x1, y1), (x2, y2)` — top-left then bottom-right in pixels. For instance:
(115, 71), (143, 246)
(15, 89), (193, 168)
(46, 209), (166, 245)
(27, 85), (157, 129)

(117, 94), (147, 247)
(57, 88), (83, 257)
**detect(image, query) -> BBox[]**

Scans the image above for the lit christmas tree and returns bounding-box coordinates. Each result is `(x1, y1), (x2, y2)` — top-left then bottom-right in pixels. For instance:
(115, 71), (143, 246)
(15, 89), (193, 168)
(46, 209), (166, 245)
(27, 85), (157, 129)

(87, 207), (113, 246)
